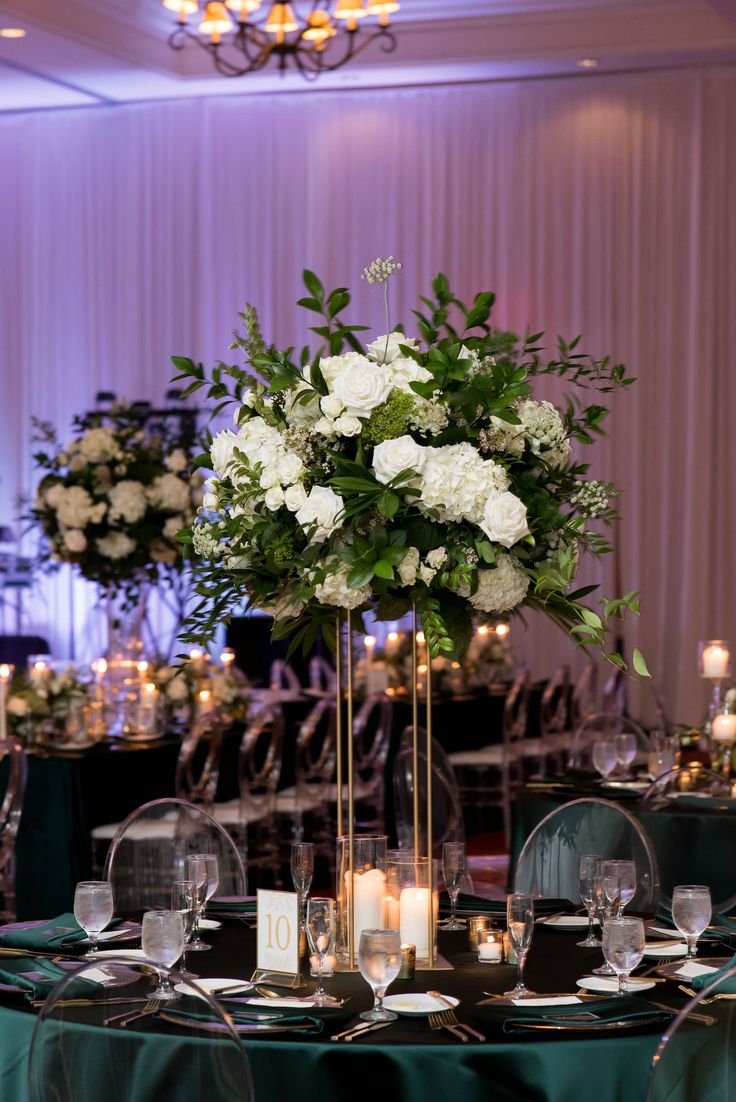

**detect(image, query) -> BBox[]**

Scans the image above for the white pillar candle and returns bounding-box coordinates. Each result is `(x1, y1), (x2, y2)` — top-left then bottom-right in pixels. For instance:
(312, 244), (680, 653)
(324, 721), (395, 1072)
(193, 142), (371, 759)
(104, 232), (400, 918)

(0, 663), (10, 743)
(346, 868), (386, 947)
(400, 887), (431, 957)
(712, 714), (736, 742)
(702, 644), (730, 679)
(309, 952), (336, 976)
(385, 894), (401, 931)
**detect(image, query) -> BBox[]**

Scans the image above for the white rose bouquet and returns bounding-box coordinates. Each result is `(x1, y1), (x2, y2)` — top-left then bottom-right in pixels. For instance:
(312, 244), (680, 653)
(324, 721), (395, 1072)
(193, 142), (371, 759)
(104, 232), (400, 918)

(173, 262), (647, 674)
(29, 403), (203, 595)
(6, 666), (90, 741)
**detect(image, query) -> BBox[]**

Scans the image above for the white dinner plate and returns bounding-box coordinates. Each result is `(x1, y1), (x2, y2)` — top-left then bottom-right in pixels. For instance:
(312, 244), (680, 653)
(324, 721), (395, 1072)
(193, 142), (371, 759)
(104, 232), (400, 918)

(642, 942), (688, 958)
(382, 993), (459, 1017)
(89, 948), (150, 960)
(174, 977), (254, 997)
(541, 916), (592, 930)
(656, 957), (729, 981)
(199, 919), (222, 931)
(576, 976), (655, 994)
(648, 926), (685, 939)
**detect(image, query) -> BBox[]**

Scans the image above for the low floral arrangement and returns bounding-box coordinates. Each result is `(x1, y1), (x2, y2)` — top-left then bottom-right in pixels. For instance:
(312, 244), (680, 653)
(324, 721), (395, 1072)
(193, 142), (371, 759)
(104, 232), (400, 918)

(29, 403), (203, 597)
(154, 661), (251, 724)
(6, 666), (90, 740)
(173, 259), (648, 674)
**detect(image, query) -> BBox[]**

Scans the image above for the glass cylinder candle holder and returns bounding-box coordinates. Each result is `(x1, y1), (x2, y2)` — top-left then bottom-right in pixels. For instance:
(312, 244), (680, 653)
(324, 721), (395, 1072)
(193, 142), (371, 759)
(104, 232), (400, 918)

(468, 914), (495, 951)
(385, 855), (438, 963)
(477, 928), (505, 964)
(336, 834), (388, 965)
(698, 640), (732, 720)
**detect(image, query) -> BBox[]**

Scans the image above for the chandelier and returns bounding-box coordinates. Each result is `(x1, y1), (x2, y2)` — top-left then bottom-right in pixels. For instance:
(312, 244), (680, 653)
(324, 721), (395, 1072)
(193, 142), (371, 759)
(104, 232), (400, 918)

(162, 1), (401, 80)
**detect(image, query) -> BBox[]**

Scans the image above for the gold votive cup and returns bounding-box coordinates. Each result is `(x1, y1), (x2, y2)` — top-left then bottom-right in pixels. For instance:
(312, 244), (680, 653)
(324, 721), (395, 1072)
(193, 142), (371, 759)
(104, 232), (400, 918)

(468, 915), (494, 951)
(398, 943), (416, 979)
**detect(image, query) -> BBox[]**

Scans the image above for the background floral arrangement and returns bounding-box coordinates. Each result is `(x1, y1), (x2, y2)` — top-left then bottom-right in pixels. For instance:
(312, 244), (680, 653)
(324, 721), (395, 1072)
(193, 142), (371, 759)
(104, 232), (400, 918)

(6, 666), (90, 741)
(154, 661), (250, 725)
(29, 403), (203, 595)
(173, 260), (648, 673)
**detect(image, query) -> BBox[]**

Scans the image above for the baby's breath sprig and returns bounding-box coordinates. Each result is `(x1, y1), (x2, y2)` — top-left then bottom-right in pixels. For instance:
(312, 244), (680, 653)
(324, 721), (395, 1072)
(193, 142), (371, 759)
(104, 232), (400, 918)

(362, 256), (402, 364)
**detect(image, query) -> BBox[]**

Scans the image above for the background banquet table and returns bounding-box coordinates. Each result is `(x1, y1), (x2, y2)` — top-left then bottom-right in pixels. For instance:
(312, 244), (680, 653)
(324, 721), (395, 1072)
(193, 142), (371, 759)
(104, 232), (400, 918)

(0, 913), (720, 1102)
(509, 784), (736, 906)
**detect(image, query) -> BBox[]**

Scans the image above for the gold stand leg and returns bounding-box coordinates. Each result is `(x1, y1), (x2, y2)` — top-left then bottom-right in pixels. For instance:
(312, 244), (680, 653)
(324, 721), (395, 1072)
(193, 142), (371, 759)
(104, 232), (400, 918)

(425, 646), (435, 967)
(346, 610), (355, 970)
(335, 612), (343, 841)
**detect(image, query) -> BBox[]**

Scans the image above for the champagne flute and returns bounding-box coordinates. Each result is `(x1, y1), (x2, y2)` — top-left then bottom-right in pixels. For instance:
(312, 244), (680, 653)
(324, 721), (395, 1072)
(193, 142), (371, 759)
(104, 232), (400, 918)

(504, 894), (535, 997)
(440, 841), (467, 930)
(142, 910), (185, 1000)
(614, 733), (638, 780)
(358, 928), (401, 1021)
(171, 880), (197, 977)
(305, 897), (337, 1007)
(73, 881), (114, 957)
(577, 855), (602, 947)
(672, 885), (712, 958)
(592, 739), (618, 781)
(602, 916), (645, 995)
(185, 854), (210, 952)
(291, 842), (314, 926)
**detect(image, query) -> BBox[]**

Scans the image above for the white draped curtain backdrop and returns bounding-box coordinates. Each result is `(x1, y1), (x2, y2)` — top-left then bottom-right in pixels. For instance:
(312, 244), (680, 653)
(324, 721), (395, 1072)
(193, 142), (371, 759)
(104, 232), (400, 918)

(1, 65), (735, 722)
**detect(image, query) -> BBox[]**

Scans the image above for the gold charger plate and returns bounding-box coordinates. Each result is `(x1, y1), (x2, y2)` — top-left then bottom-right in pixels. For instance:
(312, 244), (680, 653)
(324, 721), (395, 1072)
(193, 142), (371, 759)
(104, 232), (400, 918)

(655, 956), (731, 981)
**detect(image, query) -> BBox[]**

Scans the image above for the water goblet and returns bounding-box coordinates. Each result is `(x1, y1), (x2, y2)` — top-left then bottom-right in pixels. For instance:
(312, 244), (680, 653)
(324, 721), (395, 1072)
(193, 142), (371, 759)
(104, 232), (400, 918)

(577, 855), (602, 947)
(305, 897), (338, 1007)
(171, 880), (197, 978)
(592, 739), (618, 781)
(592, 874), (619, 975)
(185, 854), (211, 952)
(358, 928), (402, 1021)
(291, 842), (314, 927)
(601, 860), (637, 914)
(614, 733), (638, 780)
(440, 841), (467, 930)
(672, 885), (712, 958)
(602, 916), (645, 995)
(142, 910), (185, 1000)
(73, 881), (114, 957)
(504, 894), (535, 997)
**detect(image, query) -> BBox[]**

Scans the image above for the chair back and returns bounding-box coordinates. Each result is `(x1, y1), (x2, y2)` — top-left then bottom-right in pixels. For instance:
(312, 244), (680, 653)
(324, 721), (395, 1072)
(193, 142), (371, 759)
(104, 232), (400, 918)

(570, 662), (598, 728)
(0, 738), (27, 919)
(175, 711), (225, 807)
(642, 765), (732, 807)
(646, 966), (736, 1102)
(28, 958), (254, 1102)
(308, 656), (337, 696)
(354, 693), (393, 792)
(503, 669), (532, 758)
(104, 798), (246, 912)
(269, 659), (303, 698)
(394, 726), (464, 853)
(514, 796), (660, 910)
(295, 698), (337, 807)
(567, 712), (650, 771)
(238, 701), (284, 821)
(540, 666), (570, 737)
(601, 665), (627, 715)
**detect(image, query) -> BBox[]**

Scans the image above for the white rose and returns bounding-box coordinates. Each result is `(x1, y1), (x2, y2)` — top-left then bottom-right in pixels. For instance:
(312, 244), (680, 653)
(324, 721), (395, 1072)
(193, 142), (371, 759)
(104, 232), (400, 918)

(366, 332), (419, 365)
(259, 465), (281, 490)
(210, 430), (239, 476)
(372, 435), (426, 485)
(45, 483), (65, 508)
(397, 546), (420, 586)
(314, 417), (337, 437)
(165, 449), (189, 473)
(333, 415), (362, 437)
(320, 395), (344, 419)
(331, 354), (392, 418)
(479, 491), (530, 548)
(277, 452), (304, 486)
(7, 696), (29, 717)
(284, 483), (308, 512)
(418, 564), (436, 585)
(63, 529), (87, 553)
(295, 485), (344, 544)
(426, 547), (447, 569)
(148, 473), (190, 514)
(264, 486), (285, 511)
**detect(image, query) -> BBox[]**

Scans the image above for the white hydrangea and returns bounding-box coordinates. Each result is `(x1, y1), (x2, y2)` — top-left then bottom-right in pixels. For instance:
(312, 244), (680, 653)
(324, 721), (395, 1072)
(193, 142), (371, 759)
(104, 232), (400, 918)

(261, 592), (305, 621)
(418, 443), (509, 525)
(518, 400), (571, 468)
(314, 561), (371, 609)
(63, 529), (87, 553)
(469, 555), (530, 613)
(97, 531), (136, 560)
(407, 396), (449, 436)
(78, 427), (120, 463)
(44, 483), (65, 509)
(192, 523), (224, 559)
(148, 473), (191, 514)
(397, 546), (420, 586)
(108, 480), (147, 524)
(163, 516), (183, 539)
(165, 449), (189, 473)
(56, 486), (97, 528)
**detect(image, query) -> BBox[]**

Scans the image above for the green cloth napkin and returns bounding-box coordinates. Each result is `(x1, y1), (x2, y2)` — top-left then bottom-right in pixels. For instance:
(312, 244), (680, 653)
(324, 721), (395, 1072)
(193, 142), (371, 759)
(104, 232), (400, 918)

(0, 957), (72, 1000)
(0, 913), (120, 952)
(206, 898), (257, 916)
(689, 952), (736, 993)
(165, 999), (349, 1035)
(440, 893), (573, 918)
(474, 995), (674, 1034)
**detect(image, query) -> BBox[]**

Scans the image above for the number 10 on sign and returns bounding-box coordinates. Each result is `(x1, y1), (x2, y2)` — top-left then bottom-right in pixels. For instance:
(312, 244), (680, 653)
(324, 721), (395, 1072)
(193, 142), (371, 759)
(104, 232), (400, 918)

(256, 889), (300, 975)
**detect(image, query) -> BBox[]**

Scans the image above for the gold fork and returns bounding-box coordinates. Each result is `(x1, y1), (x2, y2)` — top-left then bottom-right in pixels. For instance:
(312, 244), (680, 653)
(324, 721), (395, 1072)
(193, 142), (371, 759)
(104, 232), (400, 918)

(428, 1012), (467, 1042)
(104, 999), (159, 1027)
(678, 985), (736, 1005)
(433, 1008), (485, 1041)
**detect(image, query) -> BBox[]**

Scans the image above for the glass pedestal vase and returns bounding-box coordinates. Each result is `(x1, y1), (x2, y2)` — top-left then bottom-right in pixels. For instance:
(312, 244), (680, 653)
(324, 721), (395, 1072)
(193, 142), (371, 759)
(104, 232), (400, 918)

(335, 834), (388, 968)
(103, 581), (149, 738)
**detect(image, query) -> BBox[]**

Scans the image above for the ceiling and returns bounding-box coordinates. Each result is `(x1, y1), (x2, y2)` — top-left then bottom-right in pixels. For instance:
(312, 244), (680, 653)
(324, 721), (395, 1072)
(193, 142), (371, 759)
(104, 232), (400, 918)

(1, 0), (736, 111)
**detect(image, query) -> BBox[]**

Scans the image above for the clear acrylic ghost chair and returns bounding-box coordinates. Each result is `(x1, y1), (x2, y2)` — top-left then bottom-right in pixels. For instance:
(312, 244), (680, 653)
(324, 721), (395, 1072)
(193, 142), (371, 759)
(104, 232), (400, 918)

(514, 796), (660, 910)
(175, 710), (226, 809)
(394, 727), (465, 852)
(308, 656), (337, 697)
(570, 662), (598, 729)
(601, 665), (627, 715)
(537, 665), (572, 774)
(266, 659), (304, 701)
(642, 765), (732, 808)
(334, 693), (393, 831)
(646, 966), (736, 1102)
(213, 702), (285, 873)
(103, 798), (246, 912)
(28, 958), (254, 1102)
(0, 738), (27, 920)
(567, 712), (650, 772)
(447, 670), (530, 844)
(276, 698), (337, 848)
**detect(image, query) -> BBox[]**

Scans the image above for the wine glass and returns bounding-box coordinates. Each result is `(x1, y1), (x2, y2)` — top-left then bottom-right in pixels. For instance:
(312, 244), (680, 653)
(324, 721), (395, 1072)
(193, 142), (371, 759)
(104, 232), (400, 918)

(504, 894), (535, 997)
(672, 885), (712, 958)
(648, 733), (677, 780)
(601, 860), (637, 914)
(440, 841), (467, 930)
(291, 842), (314, 926)
(305, 897), (337, 1007)
(358, 928), (402, 1021)
(592, 874), (619, 975)
(185, 854), (211, 952)
(171, 880), (197, 978)
(592, 739), (618, 781)
(602, 916), (645, 995)
(73, 881), (114, 957)
(198, 853), (220, 904)
(614, 733), (638, 780)
(142, 910), (185, 1000)
(578, 854), (602, 947)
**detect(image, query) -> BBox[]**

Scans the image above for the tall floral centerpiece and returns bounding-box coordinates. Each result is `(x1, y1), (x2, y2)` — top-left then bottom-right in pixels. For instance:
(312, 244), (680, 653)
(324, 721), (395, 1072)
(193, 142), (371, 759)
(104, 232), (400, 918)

(173, 258), (648, 966)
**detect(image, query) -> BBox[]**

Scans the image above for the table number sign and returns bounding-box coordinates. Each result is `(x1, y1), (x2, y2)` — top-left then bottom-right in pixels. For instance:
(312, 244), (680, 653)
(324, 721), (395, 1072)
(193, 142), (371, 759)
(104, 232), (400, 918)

(256, 889), (300, 976)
